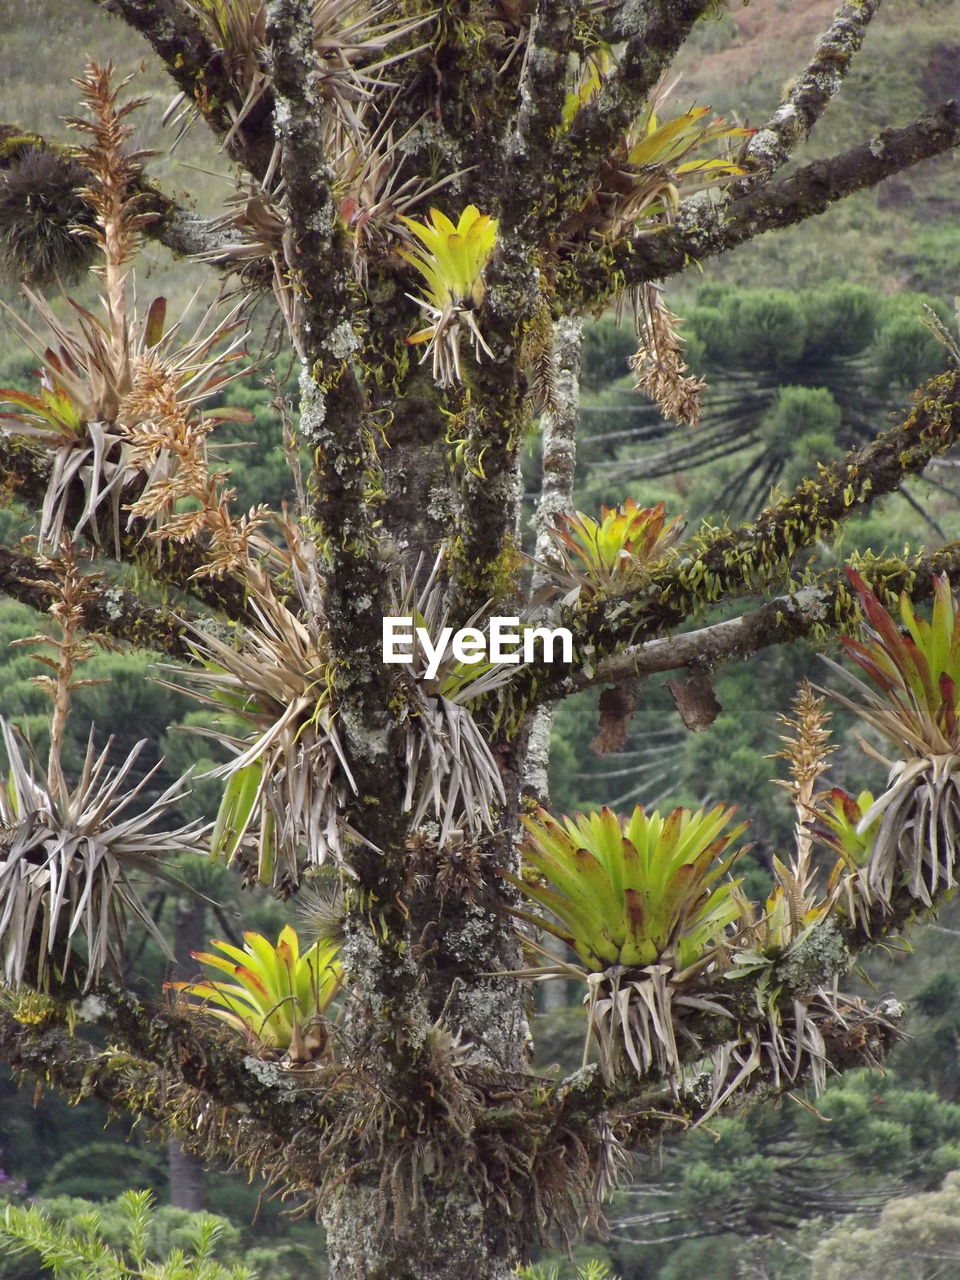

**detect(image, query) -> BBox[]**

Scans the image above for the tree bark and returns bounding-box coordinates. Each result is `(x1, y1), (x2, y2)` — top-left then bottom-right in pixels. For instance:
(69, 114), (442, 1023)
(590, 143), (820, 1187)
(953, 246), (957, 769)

(166, 895), (209, 1213)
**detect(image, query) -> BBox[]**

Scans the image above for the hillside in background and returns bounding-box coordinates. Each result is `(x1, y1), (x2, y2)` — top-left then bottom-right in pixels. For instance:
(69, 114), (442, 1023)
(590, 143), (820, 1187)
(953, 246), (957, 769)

(1, 0), (958, 303)
(674, 0), (960, 294)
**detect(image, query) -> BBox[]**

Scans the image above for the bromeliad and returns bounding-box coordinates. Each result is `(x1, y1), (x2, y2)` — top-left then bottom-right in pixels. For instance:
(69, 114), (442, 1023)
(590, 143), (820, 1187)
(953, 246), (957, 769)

(502, 803), (746, 1082)
(545, 499), (683, 605)
(823, 571), (960, 910)
(400, 205), (498, 388)
(506, 802), (746, 974)
(168, 925), (341, 1065)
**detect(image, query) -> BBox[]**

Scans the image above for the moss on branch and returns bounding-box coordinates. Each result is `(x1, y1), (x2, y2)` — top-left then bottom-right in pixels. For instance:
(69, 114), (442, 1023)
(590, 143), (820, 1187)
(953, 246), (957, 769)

(571, 541), (960, 693)
(511, 367), (960, 709)
(560, 100), (960, 306)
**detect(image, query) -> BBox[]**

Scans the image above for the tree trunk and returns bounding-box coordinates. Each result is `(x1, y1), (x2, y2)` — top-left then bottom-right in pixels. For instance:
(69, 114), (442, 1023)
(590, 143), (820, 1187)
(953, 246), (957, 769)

(323, 1185), (519, 1280)
(166, 1136), (207, 1214)
(167, 895), (208, 1212)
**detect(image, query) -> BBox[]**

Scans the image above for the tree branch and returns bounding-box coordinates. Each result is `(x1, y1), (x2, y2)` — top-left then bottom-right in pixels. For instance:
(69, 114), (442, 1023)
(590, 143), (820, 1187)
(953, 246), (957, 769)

(93, 0), (276, 179)
(0, 992), (339, 1200)
(0, 121), (247, 271)
(139, 186), (246, 266)
(499, 0), (578, 237)
(266, 0), (402, 856)
(0, 543), (194, 658)
(524, 316), (583, 798)
(560, 100), (960, 306)
(578, 543), (960, 691)
(738, 0), (882, 183)
(509, 365), (960, 708)
(546, 978), (902, 1148)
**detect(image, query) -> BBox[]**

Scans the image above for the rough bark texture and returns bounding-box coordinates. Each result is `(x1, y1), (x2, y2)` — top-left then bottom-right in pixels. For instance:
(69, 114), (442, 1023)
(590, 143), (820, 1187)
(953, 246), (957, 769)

(166, 897), (211, 1213)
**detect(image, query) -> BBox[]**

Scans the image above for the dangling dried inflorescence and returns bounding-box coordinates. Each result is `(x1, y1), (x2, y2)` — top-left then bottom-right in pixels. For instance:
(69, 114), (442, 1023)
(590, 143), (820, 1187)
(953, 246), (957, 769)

(628, 283), (706, 428)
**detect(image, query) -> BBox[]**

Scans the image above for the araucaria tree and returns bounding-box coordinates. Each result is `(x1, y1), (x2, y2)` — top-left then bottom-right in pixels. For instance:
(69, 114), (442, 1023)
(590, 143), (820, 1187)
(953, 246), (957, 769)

(2, 2), (960, 1277)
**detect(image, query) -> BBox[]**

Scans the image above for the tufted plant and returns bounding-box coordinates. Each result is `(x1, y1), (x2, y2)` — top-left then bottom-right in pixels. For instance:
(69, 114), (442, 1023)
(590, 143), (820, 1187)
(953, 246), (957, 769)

(167, 925), (341, 1065)
(504, 803), (746, 1080)
(545, 498), (683, 605)
(561, 73), (754, 241)
(0, 719), (207, 990)
(0, 67), (252, 558)
(824, 571), (960, 910)
(400, 205), (498, 387)
(392, 550), (512, 848)
(157, 557), (356, 894)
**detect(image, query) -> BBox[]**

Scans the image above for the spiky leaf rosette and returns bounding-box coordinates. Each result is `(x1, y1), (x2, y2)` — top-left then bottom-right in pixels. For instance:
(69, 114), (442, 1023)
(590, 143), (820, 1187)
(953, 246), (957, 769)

(704, 987), (899, 1119)
(730, 871), (834, 966)
(400, 206), (497, 387)
(503, 804), (745, 1082)
(544, 499), (683, 605)
(392, 552), (509, 846)
(0, 290), (250, 552)
(620, 103), (754, 226)
(829, 570), (960, 756)
(823, 572), (960, 910)
(587, 960), (731, 1084)
(561, 73), (754, 241)
(333, 108), (469, 275)
(167, 925), (340, 1065)
(179, 0), (431, 148)
(0, 143), (98, 285)
(818, 788), (879, 871)
(0, 719), (208, 990)
(812, 787), (881, 936)
(157, 562), (357, 891)
(507, 803), (746, 972)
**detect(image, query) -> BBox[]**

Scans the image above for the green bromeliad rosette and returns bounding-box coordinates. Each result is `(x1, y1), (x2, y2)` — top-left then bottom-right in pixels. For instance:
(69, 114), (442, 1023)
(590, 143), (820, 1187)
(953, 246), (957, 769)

(167, 925), (341, 1067)
(543, 499), (684, 607)
(503, 802), (748, 1082)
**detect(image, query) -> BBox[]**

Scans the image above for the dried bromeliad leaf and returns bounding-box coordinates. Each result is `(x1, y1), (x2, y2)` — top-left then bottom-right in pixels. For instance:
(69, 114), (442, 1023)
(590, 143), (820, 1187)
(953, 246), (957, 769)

(821, 570), (960, 911)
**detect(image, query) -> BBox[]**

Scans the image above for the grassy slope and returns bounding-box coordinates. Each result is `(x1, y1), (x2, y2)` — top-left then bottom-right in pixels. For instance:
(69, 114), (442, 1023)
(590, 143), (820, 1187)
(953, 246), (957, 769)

(675, 0), (960, 295)
(2, 0), (957, 299)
